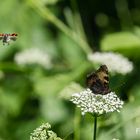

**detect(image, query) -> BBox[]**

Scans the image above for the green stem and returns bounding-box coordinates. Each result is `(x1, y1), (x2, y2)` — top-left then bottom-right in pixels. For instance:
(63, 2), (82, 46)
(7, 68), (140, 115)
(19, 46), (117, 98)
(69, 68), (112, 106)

(115, 0), (133, 30)
(117, 113), (126, 140)
(93, 116), (97, 140)
(28, 0), (92, 54)
(102, 110), (140, 138)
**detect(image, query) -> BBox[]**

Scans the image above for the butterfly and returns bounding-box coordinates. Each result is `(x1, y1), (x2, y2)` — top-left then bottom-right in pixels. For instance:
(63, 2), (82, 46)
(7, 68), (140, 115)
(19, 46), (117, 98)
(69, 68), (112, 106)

(86, 65), (111, 94)
(0, 33), (17, 45)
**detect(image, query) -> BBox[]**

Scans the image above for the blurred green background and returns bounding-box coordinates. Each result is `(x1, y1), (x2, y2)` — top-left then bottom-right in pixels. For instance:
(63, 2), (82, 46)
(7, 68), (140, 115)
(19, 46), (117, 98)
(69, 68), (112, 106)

(0, 0), (140, 140)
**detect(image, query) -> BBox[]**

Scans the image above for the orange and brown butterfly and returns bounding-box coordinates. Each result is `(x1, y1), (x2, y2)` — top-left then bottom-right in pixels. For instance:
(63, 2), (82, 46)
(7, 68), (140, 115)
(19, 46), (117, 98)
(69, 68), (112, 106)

(86, 65), (111, 94)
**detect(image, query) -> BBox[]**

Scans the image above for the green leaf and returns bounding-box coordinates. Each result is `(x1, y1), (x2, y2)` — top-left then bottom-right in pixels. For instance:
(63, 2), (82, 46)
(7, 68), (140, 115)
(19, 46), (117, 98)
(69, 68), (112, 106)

(36, 0), (60, 5)
(40, 95), (68, 124)
(34, 62), (89, 96)
(58, 32), (86, 68)
(34, 73), (73, 96)
(0, 74), (31, 116)
(99, 103), (140, 140)
(101, 32), (140, 57)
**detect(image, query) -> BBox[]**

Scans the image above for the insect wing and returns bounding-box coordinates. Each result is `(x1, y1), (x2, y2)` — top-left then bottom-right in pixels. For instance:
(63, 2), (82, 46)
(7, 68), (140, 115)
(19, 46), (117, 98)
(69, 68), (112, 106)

(86, 65), (110, 94)
(10, 36), (17, 41)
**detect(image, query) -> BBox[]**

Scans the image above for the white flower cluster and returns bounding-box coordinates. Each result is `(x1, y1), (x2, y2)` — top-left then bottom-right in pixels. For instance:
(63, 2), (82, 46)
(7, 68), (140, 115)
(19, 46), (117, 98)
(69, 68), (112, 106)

(88, 52), (133, 75)
(71, 88), (123, 115)
(14, 48), (52, 69)
(30, 123), (62, 140)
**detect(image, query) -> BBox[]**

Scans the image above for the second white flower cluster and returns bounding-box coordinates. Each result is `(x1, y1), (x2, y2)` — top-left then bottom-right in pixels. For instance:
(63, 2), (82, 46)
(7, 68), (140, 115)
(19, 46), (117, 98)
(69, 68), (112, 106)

(88, 52), (133, 75)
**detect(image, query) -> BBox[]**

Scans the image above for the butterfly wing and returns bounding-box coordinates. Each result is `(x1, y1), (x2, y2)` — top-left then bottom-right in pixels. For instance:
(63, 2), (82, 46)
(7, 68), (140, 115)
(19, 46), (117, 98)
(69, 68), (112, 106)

(87, 72), (104, 94)
(86, 65), (110, 94)
(0, 37), (3, 40)
(10, 36), (17, 41)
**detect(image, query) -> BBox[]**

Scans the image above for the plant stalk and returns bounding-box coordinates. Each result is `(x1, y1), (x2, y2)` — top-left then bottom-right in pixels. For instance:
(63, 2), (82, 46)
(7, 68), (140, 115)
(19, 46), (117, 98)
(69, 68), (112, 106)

(28, 0), (92, 55)
(93, 115), (97, 140)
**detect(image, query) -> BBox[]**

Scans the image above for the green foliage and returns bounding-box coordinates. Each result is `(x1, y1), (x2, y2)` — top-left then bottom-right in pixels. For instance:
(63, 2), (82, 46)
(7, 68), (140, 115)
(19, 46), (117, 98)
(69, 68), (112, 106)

(0, 0), (140, 140)
(101, 31), (140, 58)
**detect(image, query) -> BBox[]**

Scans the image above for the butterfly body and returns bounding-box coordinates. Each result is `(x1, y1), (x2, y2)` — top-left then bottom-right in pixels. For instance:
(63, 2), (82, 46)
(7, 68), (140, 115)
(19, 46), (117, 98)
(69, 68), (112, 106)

(0, 33), (17, 45)
(86, 65), (110, 94)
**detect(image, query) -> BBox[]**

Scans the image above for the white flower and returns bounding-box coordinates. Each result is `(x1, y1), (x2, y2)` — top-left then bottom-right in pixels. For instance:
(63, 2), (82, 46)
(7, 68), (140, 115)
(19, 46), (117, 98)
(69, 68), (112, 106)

(14, 48), (52, 69)
(112, 138), (119, 140)
(88, 52), (133, 75)
(71, 88), (123, 115)
(30, 123), (62, 140)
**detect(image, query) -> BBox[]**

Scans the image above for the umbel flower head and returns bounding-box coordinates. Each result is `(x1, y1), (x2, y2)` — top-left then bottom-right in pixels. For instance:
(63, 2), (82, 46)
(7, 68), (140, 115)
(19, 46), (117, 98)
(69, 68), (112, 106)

(30, 123), (62, 140)
(14, 48), (52, 69)
(88, 52), (133, 75)
(71, 88), (123, 116)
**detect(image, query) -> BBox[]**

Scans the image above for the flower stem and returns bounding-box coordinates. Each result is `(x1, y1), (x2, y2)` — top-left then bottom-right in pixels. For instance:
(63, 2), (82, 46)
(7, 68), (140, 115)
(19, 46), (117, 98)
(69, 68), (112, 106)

(28, 0), (92, 55)
(93, 115), (97, 140)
